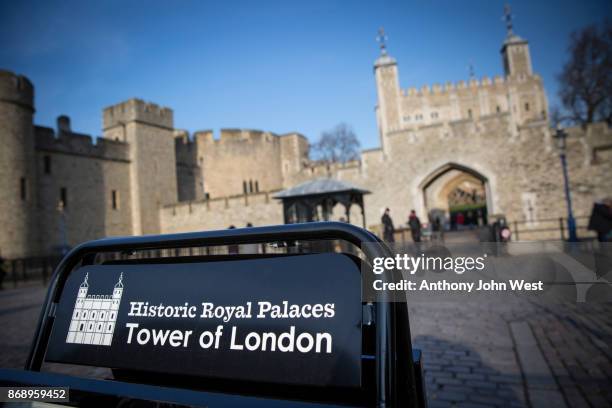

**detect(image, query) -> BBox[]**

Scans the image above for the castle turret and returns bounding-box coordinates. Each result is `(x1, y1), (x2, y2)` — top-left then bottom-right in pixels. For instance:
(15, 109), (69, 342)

(102, 99), (178, 235)
(500, 5), (533, 78)
(499, 5), (547, 124)
(373, 28), (401, 155)
(0, 70), (38, 258)
(113, 272), (124, 298)
(78, 272), (89, 298)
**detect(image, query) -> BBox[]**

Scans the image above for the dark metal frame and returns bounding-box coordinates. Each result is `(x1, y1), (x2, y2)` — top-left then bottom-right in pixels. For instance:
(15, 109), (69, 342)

(22, 222), (419, 407)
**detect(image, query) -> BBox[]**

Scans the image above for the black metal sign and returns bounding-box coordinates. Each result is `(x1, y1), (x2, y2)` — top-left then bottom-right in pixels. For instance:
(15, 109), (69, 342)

(46, 253), (362, 387)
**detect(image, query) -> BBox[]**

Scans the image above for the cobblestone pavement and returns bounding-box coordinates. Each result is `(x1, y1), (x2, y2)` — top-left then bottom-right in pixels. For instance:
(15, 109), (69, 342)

(1, 285), (611, 407)
(410, 296), (612, 408)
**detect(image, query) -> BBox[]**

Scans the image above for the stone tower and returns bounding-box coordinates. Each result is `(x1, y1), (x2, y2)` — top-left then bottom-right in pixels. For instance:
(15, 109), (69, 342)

(373, 28), (401, 155)
(500, 5), (533, 77)
(499, 5), (547, 125)
(102, 99), (178, 235)
(0, 70), (38, 258)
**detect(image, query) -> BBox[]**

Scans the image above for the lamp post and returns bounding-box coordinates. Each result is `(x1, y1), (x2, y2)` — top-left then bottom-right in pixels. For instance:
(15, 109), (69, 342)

(554, 126), (578, 242)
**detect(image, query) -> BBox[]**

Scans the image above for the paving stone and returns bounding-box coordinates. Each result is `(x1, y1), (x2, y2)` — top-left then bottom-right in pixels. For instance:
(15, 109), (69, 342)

(528, 389), (567, 408)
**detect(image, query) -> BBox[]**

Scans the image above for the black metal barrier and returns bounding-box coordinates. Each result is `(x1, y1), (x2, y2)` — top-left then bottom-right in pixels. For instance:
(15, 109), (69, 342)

(1, 222), (426, 407)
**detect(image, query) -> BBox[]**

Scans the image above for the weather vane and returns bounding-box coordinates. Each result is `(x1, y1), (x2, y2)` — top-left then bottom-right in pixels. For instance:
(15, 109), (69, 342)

(503, 4), (514, 36)
(468, 60), (475, 80)
(376, 27), (388, 55)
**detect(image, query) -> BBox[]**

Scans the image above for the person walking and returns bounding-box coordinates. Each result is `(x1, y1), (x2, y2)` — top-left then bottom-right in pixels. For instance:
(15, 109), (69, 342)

(381, 208), (395, 243)
(588, 197), (612, 242)
(408, 210), (422, 243)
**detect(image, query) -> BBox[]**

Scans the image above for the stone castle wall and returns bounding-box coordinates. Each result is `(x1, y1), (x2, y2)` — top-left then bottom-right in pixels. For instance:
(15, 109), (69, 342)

(0, 70), (38, 258)
(196, 129), (286, 198)
(158, 119), (611, 240)
(398, 75), (547, 129)
(160, 191), (283, 233)
(34, 123), (133, 254)
(174, 130), (204, 202)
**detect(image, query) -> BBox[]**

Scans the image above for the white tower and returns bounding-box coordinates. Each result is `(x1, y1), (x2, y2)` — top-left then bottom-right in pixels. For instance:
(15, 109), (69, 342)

(66, 272), (124, 346)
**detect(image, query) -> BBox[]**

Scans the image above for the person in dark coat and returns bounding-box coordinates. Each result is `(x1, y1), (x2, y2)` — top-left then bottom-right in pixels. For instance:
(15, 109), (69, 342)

(588, 198), (612, 242)
(408, 210), (422, 243)
(381, 208), (395, 243)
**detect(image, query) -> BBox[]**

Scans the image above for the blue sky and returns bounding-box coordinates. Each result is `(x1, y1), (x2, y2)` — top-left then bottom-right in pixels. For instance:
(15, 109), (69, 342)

(1, 0), (610, 149)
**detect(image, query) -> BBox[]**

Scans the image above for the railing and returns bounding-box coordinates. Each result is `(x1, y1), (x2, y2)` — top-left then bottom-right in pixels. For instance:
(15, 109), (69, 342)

(509, 215), (595, 241)
(0, 256), (63, 289)
(385, 215), (595, 244)
(0, 240), (347, 289)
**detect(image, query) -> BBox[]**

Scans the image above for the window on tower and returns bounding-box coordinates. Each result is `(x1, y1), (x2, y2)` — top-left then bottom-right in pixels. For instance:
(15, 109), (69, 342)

(44, 155), (52, 174)
(112, 190), (119, 210)
(20, 177), (27, 201)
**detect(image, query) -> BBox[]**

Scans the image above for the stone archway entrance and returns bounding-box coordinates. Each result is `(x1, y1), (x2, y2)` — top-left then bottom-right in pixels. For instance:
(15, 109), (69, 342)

(420, 163), (491, 230)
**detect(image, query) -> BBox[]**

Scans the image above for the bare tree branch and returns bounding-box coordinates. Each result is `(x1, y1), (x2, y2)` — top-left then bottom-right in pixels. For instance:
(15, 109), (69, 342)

(557, 21), (612, 129)
(310, 123), (361, 164)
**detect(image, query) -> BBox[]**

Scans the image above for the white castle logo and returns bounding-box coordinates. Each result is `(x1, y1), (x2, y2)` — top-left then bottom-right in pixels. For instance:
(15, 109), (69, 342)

(66, 272), (124, 346)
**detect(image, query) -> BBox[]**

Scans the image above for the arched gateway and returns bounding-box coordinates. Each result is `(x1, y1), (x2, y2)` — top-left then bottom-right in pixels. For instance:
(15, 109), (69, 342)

(418, 163), (494, 229)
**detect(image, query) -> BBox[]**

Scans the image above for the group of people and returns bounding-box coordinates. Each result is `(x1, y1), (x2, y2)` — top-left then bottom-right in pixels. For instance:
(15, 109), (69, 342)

(381, 208), (425, 244)
(380, 196), (612, 245)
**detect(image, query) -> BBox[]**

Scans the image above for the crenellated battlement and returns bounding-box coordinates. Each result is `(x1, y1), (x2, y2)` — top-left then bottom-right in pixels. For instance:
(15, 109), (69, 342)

(0, 70), (34, 110)
(400, 75), (506, 97)
(174, 129), (192, 145)
(35, 125), (130, 162)
(199, 128), (281, 145)
(174, 130), (199, 165)
(103, 98), (173, 130)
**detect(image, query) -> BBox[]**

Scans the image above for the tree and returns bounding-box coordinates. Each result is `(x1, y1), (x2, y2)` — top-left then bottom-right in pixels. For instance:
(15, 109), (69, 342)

(311, 123), (360, 164)
(557, 22), (612, 128)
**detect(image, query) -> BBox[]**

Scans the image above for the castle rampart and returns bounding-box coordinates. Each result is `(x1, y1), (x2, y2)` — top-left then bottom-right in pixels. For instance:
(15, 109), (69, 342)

(0, 70), (34, 111)
(103, 98), (173, 130)
(35, 124), (130, 162)
(160, 190), (283, 233)
(198, 128), (285, 198)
